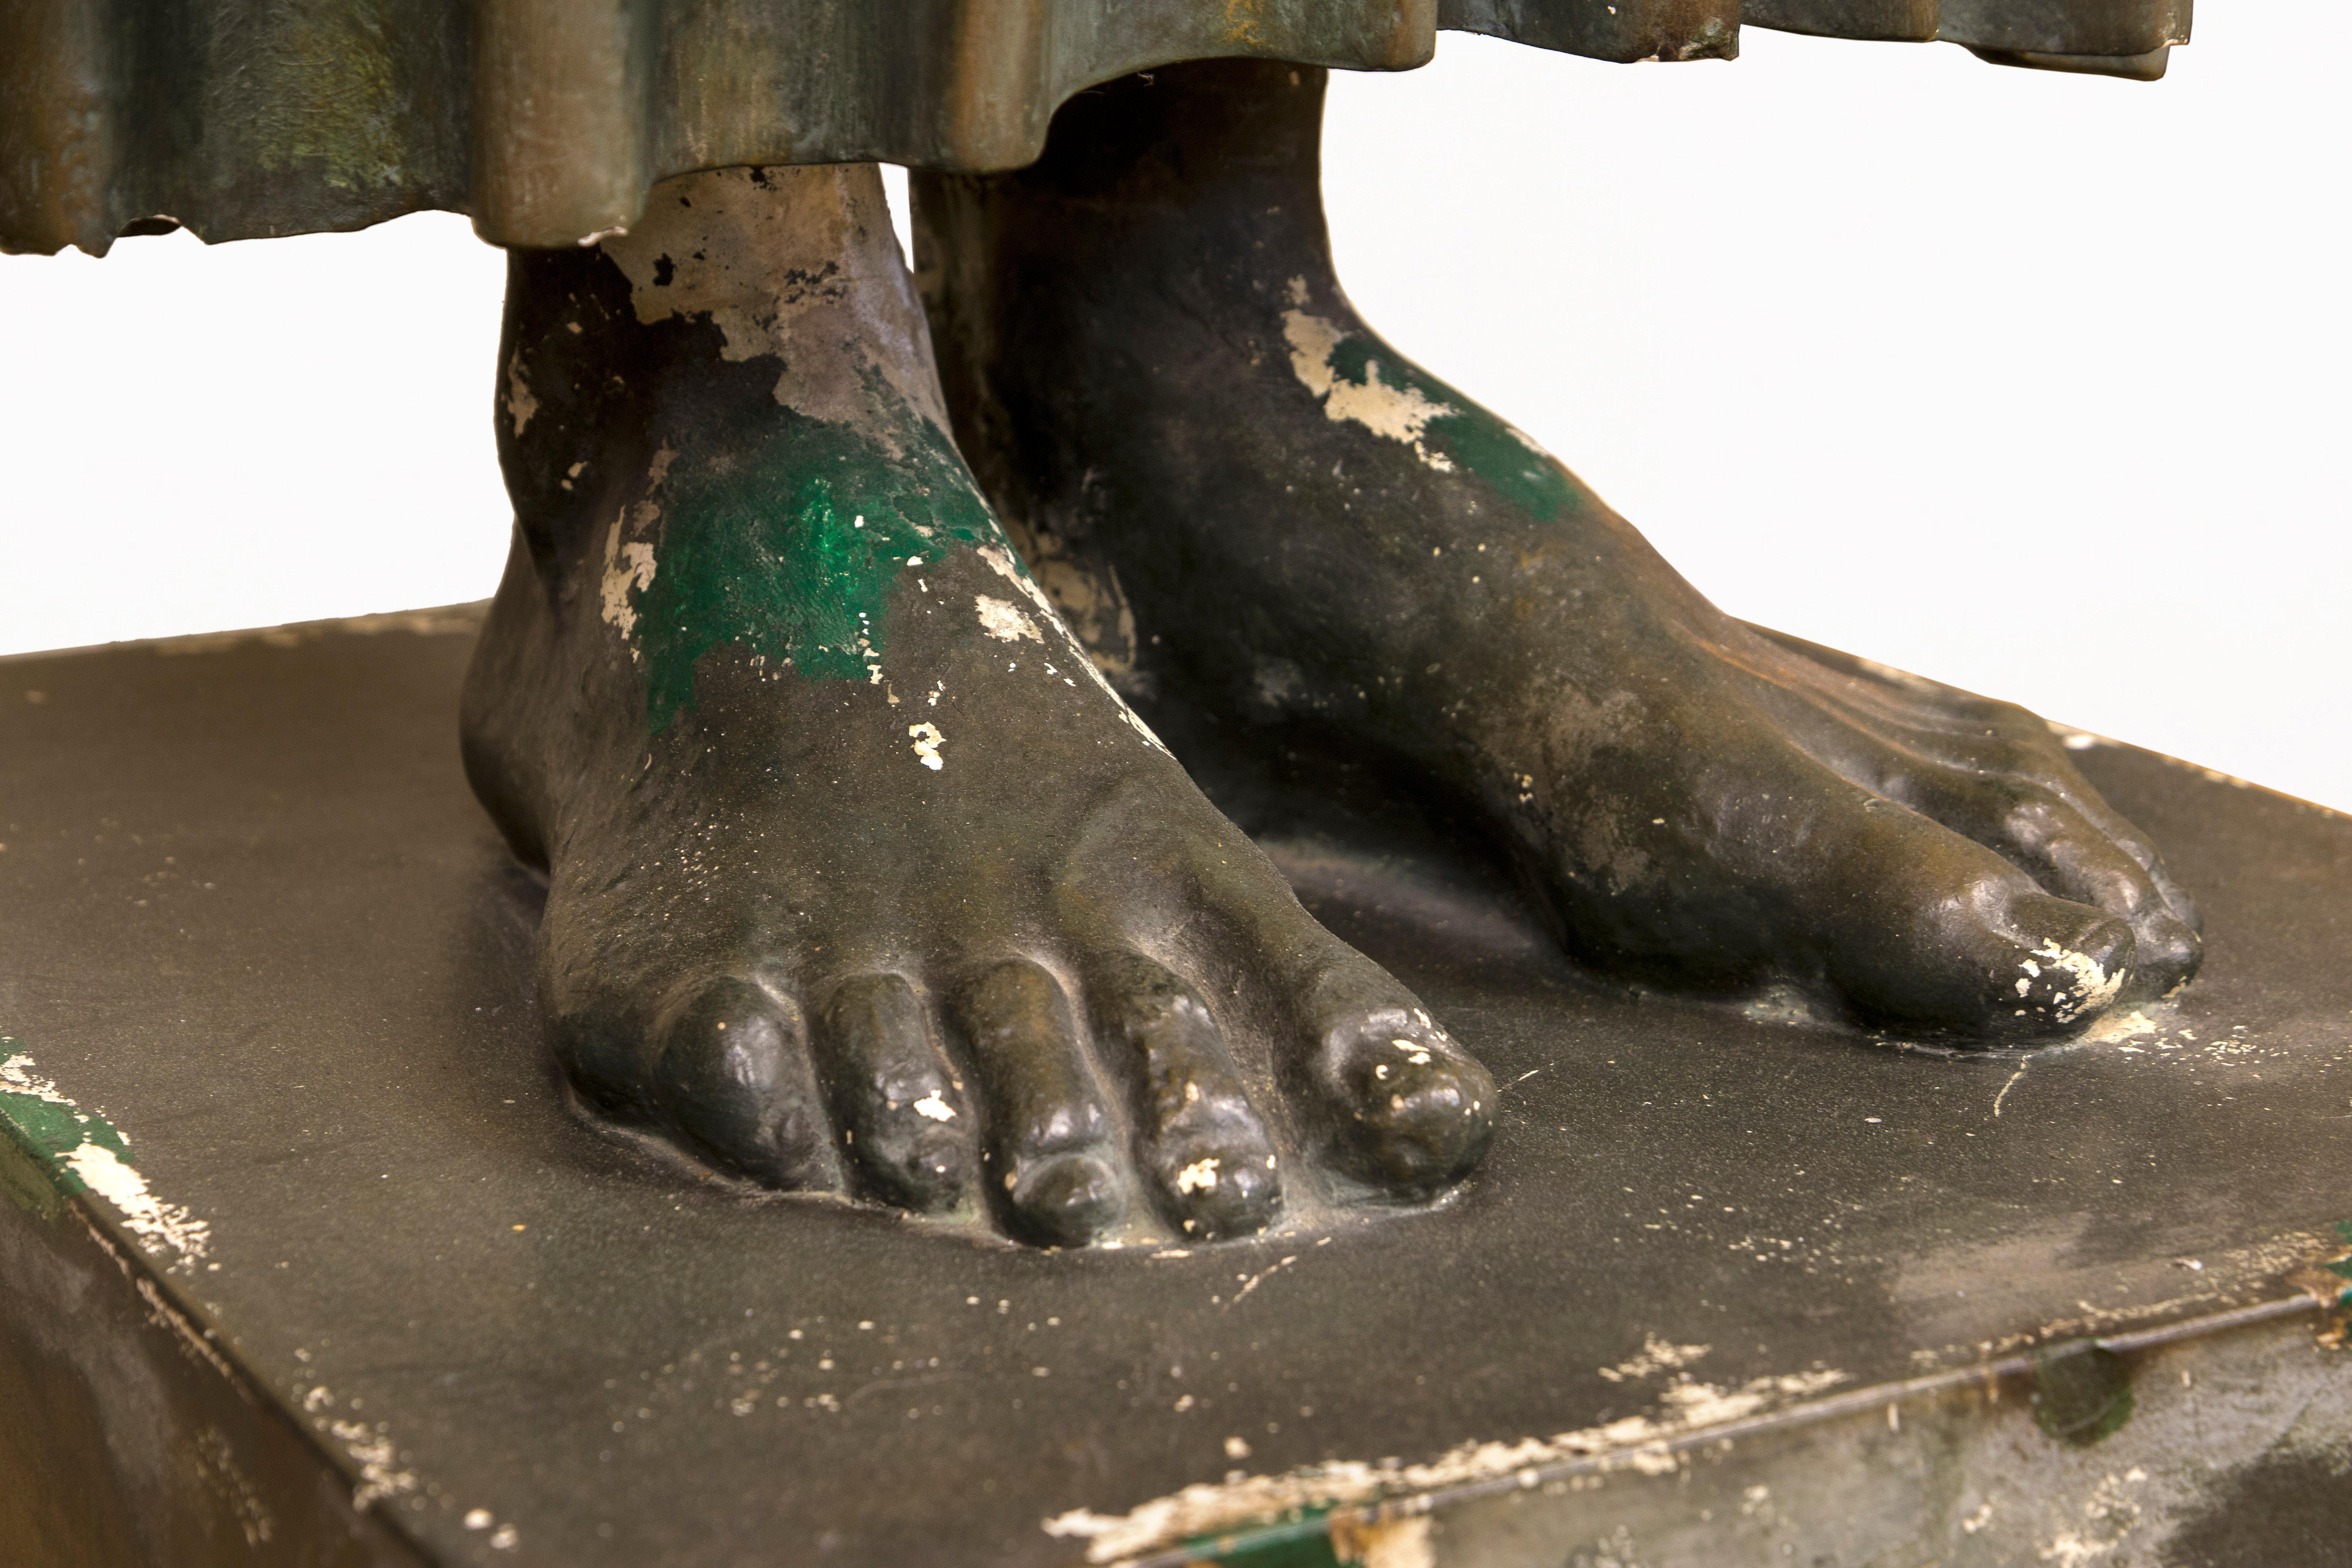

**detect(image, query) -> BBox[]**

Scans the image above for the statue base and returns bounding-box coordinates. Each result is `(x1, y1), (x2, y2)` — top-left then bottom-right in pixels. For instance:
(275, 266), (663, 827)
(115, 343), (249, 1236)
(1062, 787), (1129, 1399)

(3, 610), (2345, 1567)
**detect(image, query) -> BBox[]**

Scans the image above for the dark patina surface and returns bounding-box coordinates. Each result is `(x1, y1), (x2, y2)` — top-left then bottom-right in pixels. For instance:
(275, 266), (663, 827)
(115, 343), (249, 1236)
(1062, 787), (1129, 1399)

(0, 615), (2343, 1566)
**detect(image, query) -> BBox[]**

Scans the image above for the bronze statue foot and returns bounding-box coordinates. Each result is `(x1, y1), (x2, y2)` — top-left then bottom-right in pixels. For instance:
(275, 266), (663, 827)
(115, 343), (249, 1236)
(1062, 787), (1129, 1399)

(459, 164), (1492, 1244)
(915, 61), (2201, 1044)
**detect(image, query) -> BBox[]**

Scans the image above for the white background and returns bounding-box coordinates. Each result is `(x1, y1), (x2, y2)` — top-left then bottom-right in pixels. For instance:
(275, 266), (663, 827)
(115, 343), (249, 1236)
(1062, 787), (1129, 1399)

(3, 4), (2343, 808)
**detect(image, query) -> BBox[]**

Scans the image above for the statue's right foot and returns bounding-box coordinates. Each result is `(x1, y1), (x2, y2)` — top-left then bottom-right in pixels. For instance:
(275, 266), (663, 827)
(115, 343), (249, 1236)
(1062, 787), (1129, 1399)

(459, 165), (1492, 1247)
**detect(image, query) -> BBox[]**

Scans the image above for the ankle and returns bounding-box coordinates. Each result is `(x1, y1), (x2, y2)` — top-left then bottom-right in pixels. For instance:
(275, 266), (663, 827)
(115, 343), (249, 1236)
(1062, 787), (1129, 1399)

(496, 163), (955, 565)
(915, 60), (1337, 291)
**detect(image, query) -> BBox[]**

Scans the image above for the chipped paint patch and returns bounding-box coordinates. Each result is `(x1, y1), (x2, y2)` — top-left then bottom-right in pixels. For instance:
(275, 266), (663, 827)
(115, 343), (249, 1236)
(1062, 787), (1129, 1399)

(1330, 1514), (1435, 1568)
(978, 546), (1170, 753)
(599, 519), (659, 642)
(907, 722), (945, 771)
(1042, 1366), (1847, 1561)
(2031, 940), (2125, 1025)
(975, 595), (1042, 644)
(1281, 307), (1458, 472)
(505, 361), (538, 435)
(1, 1041), (210, 1267)
(68, 1140), (211, 1263)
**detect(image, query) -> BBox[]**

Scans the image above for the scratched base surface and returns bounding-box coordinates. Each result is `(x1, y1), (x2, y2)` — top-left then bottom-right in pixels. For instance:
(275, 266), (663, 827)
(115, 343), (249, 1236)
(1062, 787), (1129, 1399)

(0, 610), (2345, 1568)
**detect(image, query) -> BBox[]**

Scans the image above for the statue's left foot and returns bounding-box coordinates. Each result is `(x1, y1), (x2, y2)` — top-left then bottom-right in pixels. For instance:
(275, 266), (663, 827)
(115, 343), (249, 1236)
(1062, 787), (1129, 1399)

(915, 61), (2202, 1044)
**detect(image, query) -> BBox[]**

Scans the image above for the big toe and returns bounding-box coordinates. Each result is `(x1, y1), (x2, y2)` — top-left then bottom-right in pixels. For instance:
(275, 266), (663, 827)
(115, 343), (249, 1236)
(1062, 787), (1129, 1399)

(657, 976), (839, 1188)
(1837, 885), (2138, 1044)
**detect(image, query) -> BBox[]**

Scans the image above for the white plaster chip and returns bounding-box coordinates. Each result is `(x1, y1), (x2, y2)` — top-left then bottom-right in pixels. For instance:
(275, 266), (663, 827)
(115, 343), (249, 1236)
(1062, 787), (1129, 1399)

(907, 721), (945, 770)
(977, 544), (1171, 753)
(1280, 308), (1459, 472)
(599, 519), (658, 643)
(67, 1141), (213, 1265)
(975, 594), (1042, 644)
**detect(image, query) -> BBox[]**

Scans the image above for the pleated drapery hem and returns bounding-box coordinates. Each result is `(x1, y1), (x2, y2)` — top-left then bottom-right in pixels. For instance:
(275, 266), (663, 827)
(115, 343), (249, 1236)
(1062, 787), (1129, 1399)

(0, 0), (2189, 258)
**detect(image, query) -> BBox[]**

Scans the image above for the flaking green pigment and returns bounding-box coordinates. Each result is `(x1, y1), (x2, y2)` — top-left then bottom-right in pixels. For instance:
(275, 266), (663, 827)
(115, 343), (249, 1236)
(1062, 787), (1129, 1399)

(628, 408), (996, 732)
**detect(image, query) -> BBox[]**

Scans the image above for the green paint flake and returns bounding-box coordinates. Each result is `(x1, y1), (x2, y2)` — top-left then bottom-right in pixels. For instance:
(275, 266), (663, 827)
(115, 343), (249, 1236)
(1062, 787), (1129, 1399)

(1180, 1506), (1343, 1567)
(628, 406), (996, 732)
(1323, 333), (1581, 523)
(0, 1038), (132, 1220)
(2327, 1220), (2352, 1303)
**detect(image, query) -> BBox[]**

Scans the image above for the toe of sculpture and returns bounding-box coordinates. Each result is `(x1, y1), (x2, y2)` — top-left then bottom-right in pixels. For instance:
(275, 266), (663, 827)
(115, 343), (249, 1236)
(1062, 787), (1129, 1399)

(1862, 893), (2140, 1045)
(657, 978), (840, 1188)
(1313, 1008), (1496, 1197)
(2119, 908), (2201, 1003)
(1004, 1151), (1125, 1247)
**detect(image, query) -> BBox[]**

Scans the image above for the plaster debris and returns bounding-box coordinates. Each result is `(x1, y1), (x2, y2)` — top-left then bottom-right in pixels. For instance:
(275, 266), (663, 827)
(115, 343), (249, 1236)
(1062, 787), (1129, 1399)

(321, 1408), (418, 1509)
(907, 722), (945, 770)
(1597, 1333), (1712, 1384)
(1279, 300), (1458, 473)
(2083, 1008), (2159, 1044)
(1044, 1366), (1847, 1561)
(1332, 1515), (1436, 1568)
(911, 1090), (956, 1122)
(1175, 1158), (1221, 1194)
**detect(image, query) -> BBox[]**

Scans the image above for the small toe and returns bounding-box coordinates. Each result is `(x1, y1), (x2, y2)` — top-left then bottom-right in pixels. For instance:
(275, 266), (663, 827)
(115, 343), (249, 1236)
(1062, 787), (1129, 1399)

(1089, 952), (1281, 1242)
(1297, 981), (1494, 1198)
(955, 959), (1124, 1246)
(656, 977), (839, 1188)
(1174, 840), (1497, 1200)
(817, 973), (972, 1213)
(1006, 1152), (1124, 1249)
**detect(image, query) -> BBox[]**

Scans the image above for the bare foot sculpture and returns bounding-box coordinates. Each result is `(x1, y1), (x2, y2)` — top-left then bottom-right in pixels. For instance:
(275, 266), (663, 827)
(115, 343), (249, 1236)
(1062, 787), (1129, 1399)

(3, 11), (2204, 1251)
(914, 60), (2202, 1046)
(461, 165), (1494, 1246)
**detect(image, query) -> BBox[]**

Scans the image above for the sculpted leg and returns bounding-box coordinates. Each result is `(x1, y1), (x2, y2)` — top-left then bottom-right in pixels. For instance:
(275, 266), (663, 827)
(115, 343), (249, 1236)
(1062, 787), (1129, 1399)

(460, 163), (1492, 1245)
(913, 64), (2201, 1042)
